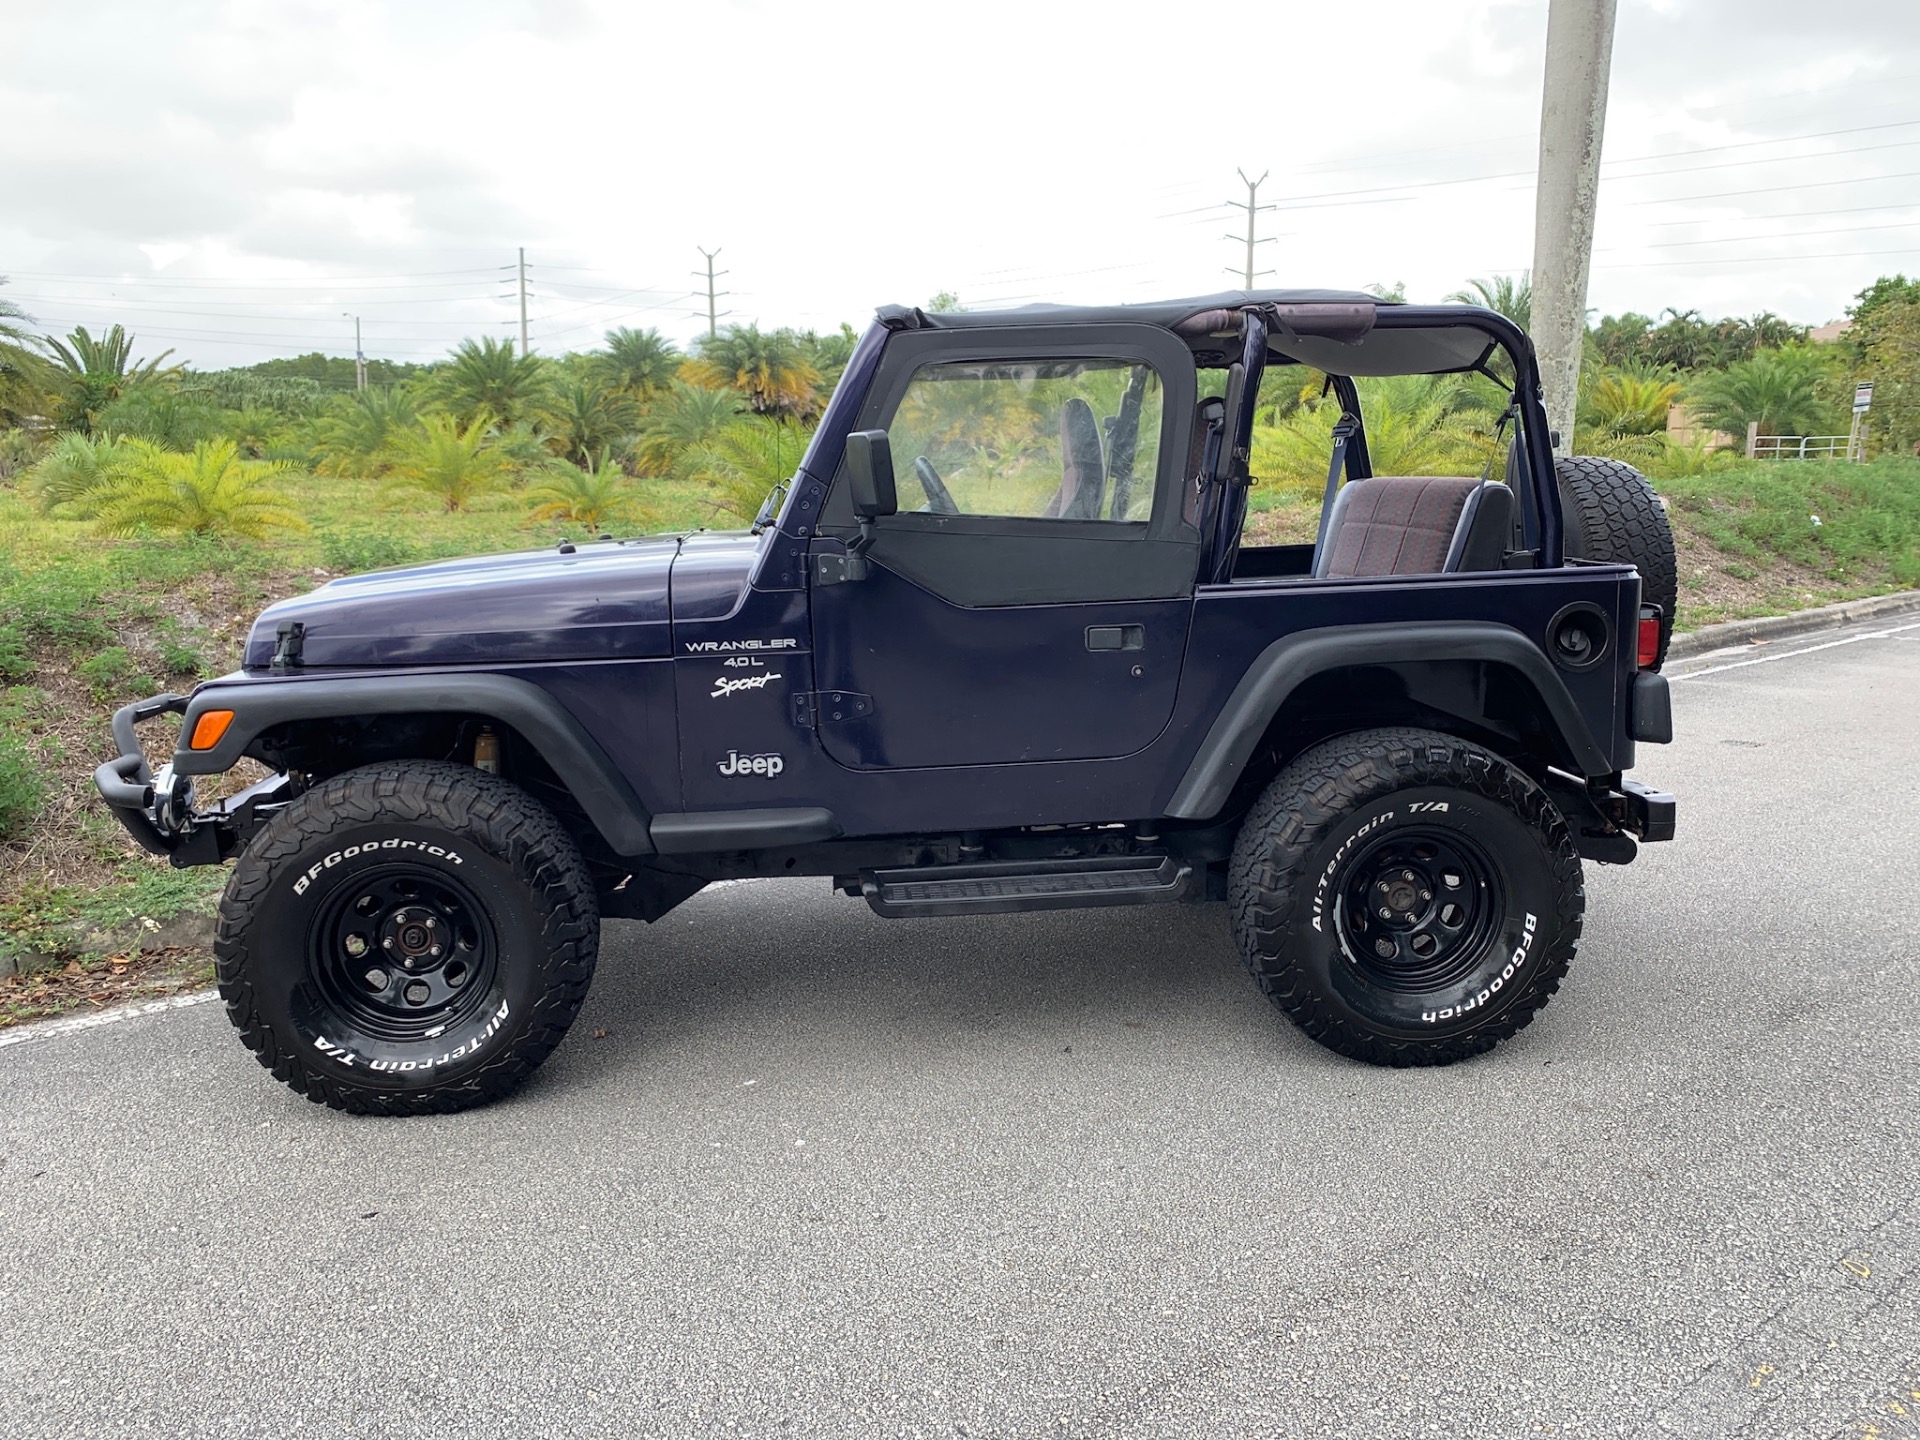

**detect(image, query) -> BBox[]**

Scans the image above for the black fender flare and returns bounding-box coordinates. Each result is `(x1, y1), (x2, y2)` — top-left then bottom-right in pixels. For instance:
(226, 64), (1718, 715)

(170, 673), (655, 856)
(1163, 622), (1613, 821)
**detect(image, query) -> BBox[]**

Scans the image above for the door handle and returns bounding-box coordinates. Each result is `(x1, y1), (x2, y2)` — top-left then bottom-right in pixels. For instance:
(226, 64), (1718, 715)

(1085, 625), (1145, 652)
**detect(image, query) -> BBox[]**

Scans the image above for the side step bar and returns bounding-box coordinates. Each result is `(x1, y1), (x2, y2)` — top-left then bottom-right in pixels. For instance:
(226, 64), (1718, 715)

(861, 855), (1193, 919)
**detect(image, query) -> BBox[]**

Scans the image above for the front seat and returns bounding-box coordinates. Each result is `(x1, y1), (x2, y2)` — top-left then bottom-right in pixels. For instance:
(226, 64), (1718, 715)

(1312, 476), (1513, 578)
(1043, 397), (1107, 520)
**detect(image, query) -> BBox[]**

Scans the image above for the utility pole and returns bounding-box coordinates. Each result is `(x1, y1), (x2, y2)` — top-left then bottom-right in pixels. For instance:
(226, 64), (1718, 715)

(694, 247), (730, 339)
(1530, 0), (1618, 455)
(342, 313), (365, 390)
(498, 248), (535, 355)
(516, 246), (530, 357)
(1223, 169), (1275, 289)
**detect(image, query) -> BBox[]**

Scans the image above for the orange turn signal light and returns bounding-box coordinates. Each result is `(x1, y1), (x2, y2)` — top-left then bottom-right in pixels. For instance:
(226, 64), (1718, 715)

(188, 709), (235, 750)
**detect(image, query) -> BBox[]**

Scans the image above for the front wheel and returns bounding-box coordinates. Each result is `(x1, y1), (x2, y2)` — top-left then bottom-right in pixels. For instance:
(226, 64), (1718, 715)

(214, 761), (600, 1114)
(1229, 728), (1583, 1066)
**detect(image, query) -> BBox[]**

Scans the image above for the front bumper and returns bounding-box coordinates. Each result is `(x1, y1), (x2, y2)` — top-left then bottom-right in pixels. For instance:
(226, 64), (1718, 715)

(94, 693), (291, 866)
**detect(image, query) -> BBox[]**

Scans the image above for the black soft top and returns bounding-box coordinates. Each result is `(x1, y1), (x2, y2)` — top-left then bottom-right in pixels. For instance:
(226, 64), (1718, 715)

(878, 291), (1517, 378)
(882, 289), (1392, 331)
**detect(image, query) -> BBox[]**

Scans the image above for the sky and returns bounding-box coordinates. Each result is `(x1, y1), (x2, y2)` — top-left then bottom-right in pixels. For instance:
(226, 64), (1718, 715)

(3, 0), (1918, 369)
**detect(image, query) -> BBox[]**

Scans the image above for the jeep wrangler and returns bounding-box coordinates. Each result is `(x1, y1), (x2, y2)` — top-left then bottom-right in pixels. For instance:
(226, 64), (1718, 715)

(96, 290), (1677, 1114)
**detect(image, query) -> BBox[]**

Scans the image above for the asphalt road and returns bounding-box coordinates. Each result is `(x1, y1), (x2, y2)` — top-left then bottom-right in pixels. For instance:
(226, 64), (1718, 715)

(3, 618), (1917, 1440)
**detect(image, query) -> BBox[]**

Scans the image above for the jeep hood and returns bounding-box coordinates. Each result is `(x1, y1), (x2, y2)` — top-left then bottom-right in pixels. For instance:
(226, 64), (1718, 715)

(244, 536), (690, 668)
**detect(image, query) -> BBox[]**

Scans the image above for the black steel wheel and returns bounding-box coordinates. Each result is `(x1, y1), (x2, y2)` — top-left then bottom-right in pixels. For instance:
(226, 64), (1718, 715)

(1334, 828), (1504, 994)
(1229, 727), (1584, 1067)
(308, 867), (499, 1043)
(215, 760), (599, 1115)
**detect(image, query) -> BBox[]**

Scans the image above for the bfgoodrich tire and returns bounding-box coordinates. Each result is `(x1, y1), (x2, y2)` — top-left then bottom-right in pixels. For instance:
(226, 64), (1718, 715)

(1555, 454), (1678, 668)
(214, 761), (599, 1114)
(1229, 728), (1583, 1067)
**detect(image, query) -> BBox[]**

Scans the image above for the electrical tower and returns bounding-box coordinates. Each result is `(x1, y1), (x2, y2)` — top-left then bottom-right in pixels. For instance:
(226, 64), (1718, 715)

(694, 247), (731, 339)
(500, 248), (534, 356)
(1224, 169), (1275, 289)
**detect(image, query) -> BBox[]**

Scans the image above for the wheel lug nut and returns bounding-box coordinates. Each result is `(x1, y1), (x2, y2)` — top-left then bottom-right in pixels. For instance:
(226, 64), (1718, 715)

(1379, 907), (1392, 919)
(382, 937), (394, 950)
(429, 945), (442, 957)
(1419, 890), (1431, 901)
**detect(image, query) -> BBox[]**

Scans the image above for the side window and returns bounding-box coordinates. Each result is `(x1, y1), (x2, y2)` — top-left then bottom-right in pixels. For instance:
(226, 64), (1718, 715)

(886, 358), (1164, 522)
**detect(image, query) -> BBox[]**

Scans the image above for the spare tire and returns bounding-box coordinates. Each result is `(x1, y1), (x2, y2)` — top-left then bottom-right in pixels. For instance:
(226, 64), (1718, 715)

(1554, 455), (1678, 669)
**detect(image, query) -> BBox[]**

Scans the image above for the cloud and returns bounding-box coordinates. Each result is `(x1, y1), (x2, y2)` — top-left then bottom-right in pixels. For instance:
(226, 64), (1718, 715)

(5, 0), (1915, 365)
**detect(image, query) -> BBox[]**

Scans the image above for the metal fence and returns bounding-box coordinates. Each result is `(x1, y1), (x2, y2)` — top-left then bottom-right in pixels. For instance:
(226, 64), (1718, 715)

(1747, 430), (1864, 462)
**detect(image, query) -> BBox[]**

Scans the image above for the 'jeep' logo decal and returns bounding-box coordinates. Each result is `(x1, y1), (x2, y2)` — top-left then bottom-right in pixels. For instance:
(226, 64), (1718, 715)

(717, 750), (784, 778)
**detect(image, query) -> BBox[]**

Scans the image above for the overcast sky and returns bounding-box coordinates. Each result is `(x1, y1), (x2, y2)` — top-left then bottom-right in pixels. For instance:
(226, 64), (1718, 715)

(4, 0), (1918, 368)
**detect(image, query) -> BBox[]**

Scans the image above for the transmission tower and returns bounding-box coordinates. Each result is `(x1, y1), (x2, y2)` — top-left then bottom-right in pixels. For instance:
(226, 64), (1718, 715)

(1224, 169), (1276, 289)
(694, 247), (731, 339)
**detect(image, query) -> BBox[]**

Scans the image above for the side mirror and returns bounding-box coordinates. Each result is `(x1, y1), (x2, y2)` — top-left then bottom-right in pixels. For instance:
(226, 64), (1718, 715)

(845, 430), (897, 519)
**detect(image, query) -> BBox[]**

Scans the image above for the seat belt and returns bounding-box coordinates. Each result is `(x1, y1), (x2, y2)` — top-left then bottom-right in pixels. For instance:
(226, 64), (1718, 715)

(1312, 412), (1360, 559)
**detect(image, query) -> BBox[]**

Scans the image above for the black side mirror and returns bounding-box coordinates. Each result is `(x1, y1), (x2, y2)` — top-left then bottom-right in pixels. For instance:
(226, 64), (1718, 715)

(845, 430), (897, 519)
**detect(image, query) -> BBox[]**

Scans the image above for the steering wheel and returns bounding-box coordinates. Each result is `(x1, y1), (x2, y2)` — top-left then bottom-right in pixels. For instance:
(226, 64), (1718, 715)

(913, 456), (960, 516)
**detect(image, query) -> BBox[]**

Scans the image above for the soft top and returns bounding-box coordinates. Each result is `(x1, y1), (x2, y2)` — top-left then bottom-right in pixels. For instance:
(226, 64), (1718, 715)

(882, 289), (1391, 331)
(878, 291), (1515, 378)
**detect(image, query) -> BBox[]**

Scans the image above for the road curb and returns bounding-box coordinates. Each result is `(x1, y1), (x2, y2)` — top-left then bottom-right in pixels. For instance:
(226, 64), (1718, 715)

(1668, 589), (1920, 660)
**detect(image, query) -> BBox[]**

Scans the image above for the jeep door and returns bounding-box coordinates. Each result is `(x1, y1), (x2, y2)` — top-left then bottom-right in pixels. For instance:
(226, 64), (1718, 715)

(808, 325), (1200, 770)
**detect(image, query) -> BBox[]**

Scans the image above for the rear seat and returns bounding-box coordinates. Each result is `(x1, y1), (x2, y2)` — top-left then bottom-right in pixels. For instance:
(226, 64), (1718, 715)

(1312, 476), (1512, 578)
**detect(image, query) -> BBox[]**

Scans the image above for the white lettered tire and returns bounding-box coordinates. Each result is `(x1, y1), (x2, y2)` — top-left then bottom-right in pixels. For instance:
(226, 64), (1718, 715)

(1229, 728), (1584, 1066)
(214, 761), (600, 1114)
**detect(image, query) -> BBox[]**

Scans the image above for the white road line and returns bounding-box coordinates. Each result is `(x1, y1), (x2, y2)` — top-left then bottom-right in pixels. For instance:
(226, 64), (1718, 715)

(1669, 620), (1920, 682)
(0, 989), (219, 1051)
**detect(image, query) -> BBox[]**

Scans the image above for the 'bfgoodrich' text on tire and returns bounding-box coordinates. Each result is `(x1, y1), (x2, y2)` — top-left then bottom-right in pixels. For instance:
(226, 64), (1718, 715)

(1229, 727), (1584, 1067)
(213, 760), (600, 1115)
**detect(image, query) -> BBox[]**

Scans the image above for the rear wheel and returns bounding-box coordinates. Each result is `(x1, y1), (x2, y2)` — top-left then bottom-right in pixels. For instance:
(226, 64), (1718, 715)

(1229, 728), (1583, 1066)
(1555, 454), (1678, 668)
(214, 761), (599, 1114)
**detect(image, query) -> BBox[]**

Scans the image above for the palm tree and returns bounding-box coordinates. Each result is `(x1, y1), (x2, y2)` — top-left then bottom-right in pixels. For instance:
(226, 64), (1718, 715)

(681, 324), (822, 424)
(1579, 367), (1682, 441)
(524, 450), (655, 529)
(633, 381), (743, 475)
(1447, 274), (1532, 331)
(594, 328), (680, 395)
(91, 438), (304, 539)
(381, 413), (510, 512)
(0, 276), (50, 427)
(425, 337), (550, 428)
(39, 324), (182, 435)
(672, 417), (793, 522)
(537, 374), (641, 468)
(309, 386), (421, 476)
(1254, 375), (1486, 492)
(1689, 346), (1837, 442)
(26, 432), (141, 514)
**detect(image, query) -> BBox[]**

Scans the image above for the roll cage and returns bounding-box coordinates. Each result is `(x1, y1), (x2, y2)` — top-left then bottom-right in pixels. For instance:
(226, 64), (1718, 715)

(774, 295), (1564, 586)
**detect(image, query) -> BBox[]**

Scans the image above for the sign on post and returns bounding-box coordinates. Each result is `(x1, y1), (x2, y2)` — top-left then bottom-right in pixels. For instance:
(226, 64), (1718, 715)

(1854, 382), (1874, 413)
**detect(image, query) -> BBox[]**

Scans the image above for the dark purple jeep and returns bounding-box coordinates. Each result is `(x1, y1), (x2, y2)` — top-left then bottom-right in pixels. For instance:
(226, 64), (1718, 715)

(96, 290), (1676, 1113)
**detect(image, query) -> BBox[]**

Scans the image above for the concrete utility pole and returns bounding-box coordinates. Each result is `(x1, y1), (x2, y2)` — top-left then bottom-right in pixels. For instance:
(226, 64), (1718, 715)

(694, 247), (730, 339)
(342, 313), (365, 391)
(1530, 0), (1618, 455)
(1224, 169), (1275, 289)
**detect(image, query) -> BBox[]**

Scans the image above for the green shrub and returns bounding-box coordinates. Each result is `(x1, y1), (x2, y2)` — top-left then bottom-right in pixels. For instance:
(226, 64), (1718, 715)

(75, 646), (153, 705)
(0, 727), (43, 842)
(0, 624), (30, 683)
(319, 530), (422, 574)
